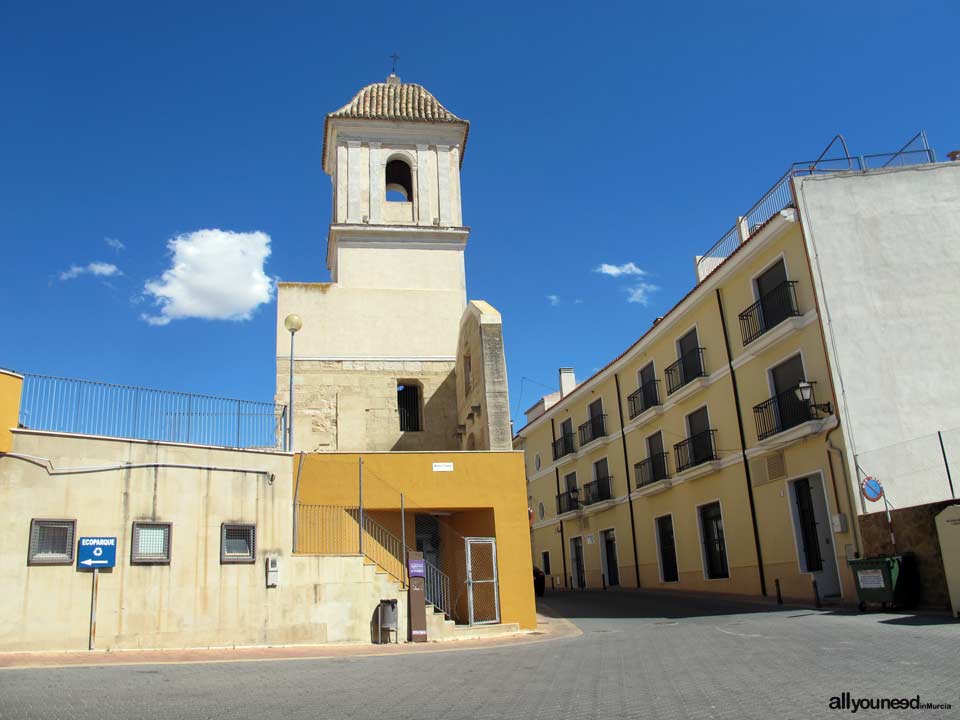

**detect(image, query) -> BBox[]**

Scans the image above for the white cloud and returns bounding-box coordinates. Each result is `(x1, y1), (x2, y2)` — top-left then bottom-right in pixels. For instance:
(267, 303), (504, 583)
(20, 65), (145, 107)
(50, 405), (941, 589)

(141, 229), (274, 326)
(59, 261), (122, 281)
(594, 262), (647, 277)
(105, 237), (125, 252)
(626, 282), (659, 306)
(547, 294), (560, 306)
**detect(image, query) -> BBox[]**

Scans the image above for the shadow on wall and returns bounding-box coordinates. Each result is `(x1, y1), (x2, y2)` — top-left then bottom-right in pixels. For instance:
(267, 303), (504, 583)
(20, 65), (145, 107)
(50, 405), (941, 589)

(391, 371), (458, 451)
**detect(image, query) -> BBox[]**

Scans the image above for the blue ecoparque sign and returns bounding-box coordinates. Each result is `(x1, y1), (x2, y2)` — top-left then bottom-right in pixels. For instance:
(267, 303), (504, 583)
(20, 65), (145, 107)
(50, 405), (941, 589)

(77, 537), (117, 569)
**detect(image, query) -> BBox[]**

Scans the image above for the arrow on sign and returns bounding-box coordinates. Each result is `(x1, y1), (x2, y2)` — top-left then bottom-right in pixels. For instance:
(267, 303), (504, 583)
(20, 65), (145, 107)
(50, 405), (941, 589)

(80, 559), (109, 566)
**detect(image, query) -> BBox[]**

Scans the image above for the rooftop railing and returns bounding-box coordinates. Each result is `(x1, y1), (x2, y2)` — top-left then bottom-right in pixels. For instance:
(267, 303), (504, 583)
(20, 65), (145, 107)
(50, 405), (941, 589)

(18, 373), (287, 451)
(695, 132), (936, 283)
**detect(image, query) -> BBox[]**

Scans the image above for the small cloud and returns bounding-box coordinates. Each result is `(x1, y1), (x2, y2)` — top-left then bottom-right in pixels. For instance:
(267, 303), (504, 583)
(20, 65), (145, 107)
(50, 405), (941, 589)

(141, 228), (274, 326)
(547, 294), (560, 306)
(594, 262), (647, 277)
(105, 237), (125, 252)
(59, 261), (122, 281)
(626, 282), (659, 306)
(573, 298), (584, 305)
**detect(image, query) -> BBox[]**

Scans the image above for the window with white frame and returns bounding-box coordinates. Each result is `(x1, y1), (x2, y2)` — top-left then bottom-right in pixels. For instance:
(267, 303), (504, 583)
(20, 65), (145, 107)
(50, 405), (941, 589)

(221, 524), (256, 564)
(131, 522), (172, 564)
(28, 519), (75, 565)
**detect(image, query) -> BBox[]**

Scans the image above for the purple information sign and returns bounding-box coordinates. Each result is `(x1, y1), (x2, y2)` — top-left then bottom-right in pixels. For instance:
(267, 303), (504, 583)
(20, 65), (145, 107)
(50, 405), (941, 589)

(408, 559), (426, 578)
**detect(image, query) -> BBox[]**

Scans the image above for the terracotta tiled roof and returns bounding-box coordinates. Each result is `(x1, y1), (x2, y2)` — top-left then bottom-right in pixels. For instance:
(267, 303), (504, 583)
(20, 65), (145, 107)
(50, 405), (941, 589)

(329, 78), (466, 124)
(323, 76), (470, 169)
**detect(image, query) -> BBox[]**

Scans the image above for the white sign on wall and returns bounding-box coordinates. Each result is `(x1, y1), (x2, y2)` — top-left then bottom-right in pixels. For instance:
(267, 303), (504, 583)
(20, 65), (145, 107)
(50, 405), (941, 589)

(857, 569), (885, 589)
(432, 462), (454, 472)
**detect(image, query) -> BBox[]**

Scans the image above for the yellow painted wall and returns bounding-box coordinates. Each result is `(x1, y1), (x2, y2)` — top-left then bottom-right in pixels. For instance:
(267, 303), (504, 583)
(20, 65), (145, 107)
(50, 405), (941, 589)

(295, 451), (536, 629)
(0, 370), (22, 453)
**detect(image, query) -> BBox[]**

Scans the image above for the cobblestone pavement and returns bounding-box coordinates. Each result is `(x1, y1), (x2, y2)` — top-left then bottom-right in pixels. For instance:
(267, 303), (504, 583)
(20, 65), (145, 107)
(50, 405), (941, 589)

(1, 591), (957, 720)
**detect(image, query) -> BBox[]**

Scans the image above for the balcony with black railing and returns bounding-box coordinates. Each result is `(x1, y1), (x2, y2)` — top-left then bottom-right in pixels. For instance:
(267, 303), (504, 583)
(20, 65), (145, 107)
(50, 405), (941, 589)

(635, 452), (670, 488)
(552, 433), (576, 461)
(674, 429), (718, 473)
(665, 348), (707, 395)
(556, 490), (580, 514)
(578, 414), (608, 446)
(739, 281), (800, 346)
(582, 476), (613, 505)
(754, 384), (819, 441)
(627, 380), (661, 419)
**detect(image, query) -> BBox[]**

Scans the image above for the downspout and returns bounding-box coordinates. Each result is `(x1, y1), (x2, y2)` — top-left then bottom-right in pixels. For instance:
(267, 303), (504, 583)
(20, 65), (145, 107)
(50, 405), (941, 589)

(292, 451), (305, 553)
(827, 426), (863, 558)
(715, 288), (767, 596)
(614, 373), (642, 588)
(551, 418), (568, 588)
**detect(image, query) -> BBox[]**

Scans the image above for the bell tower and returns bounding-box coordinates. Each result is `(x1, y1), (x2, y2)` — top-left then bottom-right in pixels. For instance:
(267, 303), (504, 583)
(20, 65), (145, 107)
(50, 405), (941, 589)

(276, 75), (473, 452)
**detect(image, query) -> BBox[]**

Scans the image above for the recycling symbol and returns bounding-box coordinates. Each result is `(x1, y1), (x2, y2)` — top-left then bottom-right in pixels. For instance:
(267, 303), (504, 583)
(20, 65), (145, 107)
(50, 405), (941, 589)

(93, 547), (103, 557)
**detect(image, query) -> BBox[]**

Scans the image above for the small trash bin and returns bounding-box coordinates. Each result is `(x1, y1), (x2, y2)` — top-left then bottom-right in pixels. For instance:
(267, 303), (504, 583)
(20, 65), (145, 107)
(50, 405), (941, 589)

(378, 598), (398, 644)
(848, 554), (920, 611)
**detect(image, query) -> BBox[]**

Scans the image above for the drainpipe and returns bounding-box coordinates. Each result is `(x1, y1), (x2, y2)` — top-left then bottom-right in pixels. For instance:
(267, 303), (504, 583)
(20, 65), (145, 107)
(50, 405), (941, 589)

(715, 288), (767, 596)
(292, 451), (305, 553)
(614, 373), (641, 588)
(827, 426), (863, 558)
(551, 418), (568, 588)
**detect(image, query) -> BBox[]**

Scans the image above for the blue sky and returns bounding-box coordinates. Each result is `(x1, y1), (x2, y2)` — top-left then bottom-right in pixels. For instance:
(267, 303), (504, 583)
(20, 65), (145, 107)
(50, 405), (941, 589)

(2, 1), (957, 429)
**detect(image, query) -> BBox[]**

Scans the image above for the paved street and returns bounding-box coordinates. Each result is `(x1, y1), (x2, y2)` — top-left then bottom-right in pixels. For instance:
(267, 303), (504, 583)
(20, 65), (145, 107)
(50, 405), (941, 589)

(1, 591), (957, 720)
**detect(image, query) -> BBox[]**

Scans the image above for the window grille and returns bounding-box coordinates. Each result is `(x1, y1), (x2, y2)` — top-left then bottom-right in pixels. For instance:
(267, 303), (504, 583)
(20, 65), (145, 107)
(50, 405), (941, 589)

(131, 522), (172, 564)
(28, 519), (75, 565)
(221, 524), (256, 564)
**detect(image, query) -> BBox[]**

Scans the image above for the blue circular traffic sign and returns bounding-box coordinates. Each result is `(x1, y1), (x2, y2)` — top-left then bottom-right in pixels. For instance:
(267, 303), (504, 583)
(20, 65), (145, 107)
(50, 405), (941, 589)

(860, 477), (884, 502)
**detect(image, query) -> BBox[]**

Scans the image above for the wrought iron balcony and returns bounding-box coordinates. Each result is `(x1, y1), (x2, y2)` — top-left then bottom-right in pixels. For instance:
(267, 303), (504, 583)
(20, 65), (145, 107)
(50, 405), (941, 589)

(665, 348), (707, 395)
(627, 380), (661, 419)
(674, 429), (718, 472)
(552, 433), (576, 461)
(753, 384), (819, 441)
(556, 490), (580, 514)
(635, 453), (670, 488)
(582, 476), (613, 505)
(578, 414), (608, 446)
(739, 281), (800, 346)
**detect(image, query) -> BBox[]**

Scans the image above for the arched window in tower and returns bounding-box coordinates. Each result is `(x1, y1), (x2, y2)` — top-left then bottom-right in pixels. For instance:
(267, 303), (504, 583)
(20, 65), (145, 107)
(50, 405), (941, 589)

(385, 158), (413, 202)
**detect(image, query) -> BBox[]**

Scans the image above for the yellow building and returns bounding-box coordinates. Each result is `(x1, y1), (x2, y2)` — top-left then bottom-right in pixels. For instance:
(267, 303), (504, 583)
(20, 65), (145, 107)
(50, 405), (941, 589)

(518, 139), (959, 606)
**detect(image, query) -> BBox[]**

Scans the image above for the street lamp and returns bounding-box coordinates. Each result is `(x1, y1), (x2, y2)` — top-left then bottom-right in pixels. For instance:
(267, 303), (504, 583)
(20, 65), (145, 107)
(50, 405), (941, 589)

(794, 380), (832, 415)
(284, 314), (303, 451)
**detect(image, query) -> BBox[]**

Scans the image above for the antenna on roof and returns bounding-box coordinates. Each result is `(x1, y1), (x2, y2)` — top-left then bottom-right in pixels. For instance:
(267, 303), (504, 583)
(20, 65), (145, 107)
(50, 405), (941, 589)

(390, 52), (400, 75)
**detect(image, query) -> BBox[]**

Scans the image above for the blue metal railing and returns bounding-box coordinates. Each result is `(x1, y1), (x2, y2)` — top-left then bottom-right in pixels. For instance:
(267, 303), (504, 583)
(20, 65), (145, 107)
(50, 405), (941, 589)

(18, 373), (287, 450)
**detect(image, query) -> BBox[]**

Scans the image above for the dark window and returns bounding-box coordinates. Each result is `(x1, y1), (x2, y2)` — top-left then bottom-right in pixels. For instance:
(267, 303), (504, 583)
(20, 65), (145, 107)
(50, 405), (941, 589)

(27, 519), (75, 565)
(463, 355), (472, 395)
(656, 515), (679, 582)
(757, 259), (791, 328)
(385, 158), (413, 201)
(699, 503), (729, 579)
(397, 383), (422, 431)
(131, 522), (172, 564)
(678, 328), (702, 380)
(541, 551), (551, 576)
(221, 524), (256, 564)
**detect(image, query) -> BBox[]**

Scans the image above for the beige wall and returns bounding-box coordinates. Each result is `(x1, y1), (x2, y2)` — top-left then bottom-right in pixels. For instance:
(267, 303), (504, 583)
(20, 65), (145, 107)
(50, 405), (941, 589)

(0, 369), (21, 453)
(277, 359), (459, 452)
(0, 431), (411, 651)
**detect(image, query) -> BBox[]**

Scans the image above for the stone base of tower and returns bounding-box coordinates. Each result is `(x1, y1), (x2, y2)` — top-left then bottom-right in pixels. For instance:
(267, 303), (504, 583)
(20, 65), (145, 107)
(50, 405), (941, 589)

(276, 359), (459, 452)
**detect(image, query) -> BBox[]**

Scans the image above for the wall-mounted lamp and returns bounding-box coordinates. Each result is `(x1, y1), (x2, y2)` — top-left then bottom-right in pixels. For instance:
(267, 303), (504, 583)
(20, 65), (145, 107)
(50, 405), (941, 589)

(794, 380), (832, 415)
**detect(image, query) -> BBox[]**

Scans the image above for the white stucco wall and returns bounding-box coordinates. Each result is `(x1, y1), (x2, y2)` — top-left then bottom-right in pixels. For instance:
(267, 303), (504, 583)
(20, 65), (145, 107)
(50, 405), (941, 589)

(796, 162), (960, 512)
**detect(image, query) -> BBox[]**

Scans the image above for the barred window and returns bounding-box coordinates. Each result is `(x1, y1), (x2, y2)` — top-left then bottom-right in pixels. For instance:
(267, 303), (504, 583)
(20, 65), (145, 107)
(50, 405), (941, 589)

(221, 524), (256, 564)
(28, 519), (75, 565)
(131, 522), (172, 564)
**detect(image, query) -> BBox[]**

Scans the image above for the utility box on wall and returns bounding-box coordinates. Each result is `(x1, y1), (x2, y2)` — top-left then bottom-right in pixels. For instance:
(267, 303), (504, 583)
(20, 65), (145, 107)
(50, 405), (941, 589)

(935, 505), (960, 618)
(265, 554), (279, 588)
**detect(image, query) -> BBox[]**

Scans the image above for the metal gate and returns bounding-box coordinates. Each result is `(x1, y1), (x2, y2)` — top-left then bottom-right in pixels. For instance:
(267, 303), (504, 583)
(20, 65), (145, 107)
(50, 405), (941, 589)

(465, 537), (500, 625)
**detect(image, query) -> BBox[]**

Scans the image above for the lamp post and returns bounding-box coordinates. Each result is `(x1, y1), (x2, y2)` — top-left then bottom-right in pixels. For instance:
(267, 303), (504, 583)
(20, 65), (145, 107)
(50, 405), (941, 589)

(284, 314), (303, 451)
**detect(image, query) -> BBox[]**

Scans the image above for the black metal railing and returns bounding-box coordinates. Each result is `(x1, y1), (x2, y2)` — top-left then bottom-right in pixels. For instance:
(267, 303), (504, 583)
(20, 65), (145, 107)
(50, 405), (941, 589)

(556, 490), (580, 514)
(635, 453), (670, 488)
(627, 380), (661, 418)
(665, 348), (707, 395)
(754, 385), (818, 441)
(552, 433), (576, 461)
(578, 414), (607, 445)
(582, 476), (613, 505)
(739, 281), (800, 345)
(674, 430), (718, 472)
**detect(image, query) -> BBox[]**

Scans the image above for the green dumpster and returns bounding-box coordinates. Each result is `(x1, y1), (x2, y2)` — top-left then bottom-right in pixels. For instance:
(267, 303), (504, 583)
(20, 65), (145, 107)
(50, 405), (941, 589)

(848, 554), (920, 611)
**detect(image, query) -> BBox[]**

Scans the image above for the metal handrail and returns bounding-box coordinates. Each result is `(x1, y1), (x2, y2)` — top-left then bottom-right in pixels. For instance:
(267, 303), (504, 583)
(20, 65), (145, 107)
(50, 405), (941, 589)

(753, 384), (819, 441)
(424, 558), (453, 619)
(361, 513), (407, 585)
(578, 415), (607, 445)
(582, 476), (613, 505)
(556, 490), (580, 514)
(552, 433), (576, 460)
(674, 429), (718, 472)
(665, 348), (706, 395)
(738, 281), (800, 346)
(18, 372), (287, 450)
(636, 452), (670, 488)
(627, 380), (661, 418)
